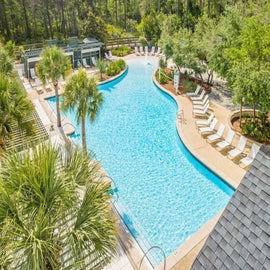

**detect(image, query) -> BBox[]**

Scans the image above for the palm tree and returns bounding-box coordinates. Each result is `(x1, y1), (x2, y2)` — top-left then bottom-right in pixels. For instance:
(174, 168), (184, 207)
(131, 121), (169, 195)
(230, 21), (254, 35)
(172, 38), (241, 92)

(0, 142), (118, 269)
(36, 46), (71, 127)
(0, 74), (34, 149)
(96, 59), (107, 81)
(0, 48), (14, 76)
(62, 68), (103, 154)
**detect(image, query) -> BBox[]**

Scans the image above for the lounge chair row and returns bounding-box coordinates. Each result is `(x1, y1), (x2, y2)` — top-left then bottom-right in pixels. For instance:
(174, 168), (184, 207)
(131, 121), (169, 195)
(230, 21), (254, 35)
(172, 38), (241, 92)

(78, 57), (97, 68)
(134, 46), (163, 57)
(187, 85), (260, 169)
(198, 116), (260, 168)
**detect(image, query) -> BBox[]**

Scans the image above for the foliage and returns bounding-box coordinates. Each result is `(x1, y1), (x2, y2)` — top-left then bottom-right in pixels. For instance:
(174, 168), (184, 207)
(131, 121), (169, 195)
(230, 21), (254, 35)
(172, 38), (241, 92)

(136, 10), (162, 44)
(0, 48), (14, 76)
(81, 11), (108, 43)
(96, 59), (107, 81)
(116, 59), (126, 70)
(156, 68), (172, 84)
(159, 58), (166, 69)
(111, 46), (131, 57)
(184, 79), (197, 93)
(241, 115), (270, 143)
(106, 60), (126, 76)
(0, 46), (34, 150)
(63, 69), (103, 153)
(36, 46), (72, 127)
(0, 142), (118, 269)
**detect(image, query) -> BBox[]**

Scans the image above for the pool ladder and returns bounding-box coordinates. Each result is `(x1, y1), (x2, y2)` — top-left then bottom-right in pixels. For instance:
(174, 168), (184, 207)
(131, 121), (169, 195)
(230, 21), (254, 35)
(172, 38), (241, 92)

(139, 245), (166, 270)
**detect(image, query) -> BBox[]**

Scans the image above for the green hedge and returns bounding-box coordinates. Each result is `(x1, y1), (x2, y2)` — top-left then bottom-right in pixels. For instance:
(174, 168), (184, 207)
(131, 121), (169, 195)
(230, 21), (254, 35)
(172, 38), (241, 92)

(106, 59), (126, 76)
(111, 46), (131, 57)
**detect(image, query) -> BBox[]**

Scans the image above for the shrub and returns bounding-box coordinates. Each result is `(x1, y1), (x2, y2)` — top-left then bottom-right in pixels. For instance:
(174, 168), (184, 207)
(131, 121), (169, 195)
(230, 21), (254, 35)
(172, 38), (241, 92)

(116, 59), (126, 70)
(155, 68), (168, 84)
(106, 61), (121, 76)
(159, 58), (166, 69)
(184, 79), (197, 93)
(111, 46), (131, 57)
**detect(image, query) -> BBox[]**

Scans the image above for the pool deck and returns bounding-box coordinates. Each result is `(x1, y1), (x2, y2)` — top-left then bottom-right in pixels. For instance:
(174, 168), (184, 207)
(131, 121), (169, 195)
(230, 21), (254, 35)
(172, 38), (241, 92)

(22, 55), (248, 270)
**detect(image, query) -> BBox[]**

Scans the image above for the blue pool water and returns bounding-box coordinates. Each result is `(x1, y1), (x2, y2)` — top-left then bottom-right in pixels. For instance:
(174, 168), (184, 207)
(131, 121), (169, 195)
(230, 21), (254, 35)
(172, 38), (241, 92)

(47, 59), (234, 267)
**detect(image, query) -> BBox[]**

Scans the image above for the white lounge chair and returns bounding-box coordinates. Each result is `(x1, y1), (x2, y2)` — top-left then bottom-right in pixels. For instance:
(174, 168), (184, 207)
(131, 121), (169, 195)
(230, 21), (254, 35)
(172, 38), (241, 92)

(239, 143), (260, 168)
(144, 46), (149, 54)
(17, 69), (24, 80)
(216, 129), (235, 151)
(140, 46), (144, 55)
(105, 52), (112, 61)
(82, 58), (90, 68)
(227, 136), (247, 160)
(207, 123), (225, 143)
(187, 86), (201, 97)
(195, 113), (214, 127)
(91, 57), (97, 66)
(198, 118), (218, 135)
(155, 47), (161, 56)
(193, 103), (210, 117)
(190, 90), (206, 101)
(193, 95), (209, 106)
(35, 79), (43, 94)
(134, 46), (140, 56)
(193, 99), (209, 110)
(30, 68), (37, 80)
(150, 46), (155, 55)
(108, 51), (116, 60)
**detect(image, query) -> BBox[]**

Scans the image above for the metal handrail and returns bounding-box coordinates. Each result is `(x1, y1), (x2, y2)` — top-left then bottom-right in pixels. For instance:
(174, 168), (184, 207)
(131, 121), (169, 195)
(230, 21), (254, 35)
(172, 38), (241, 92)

(139, 245), (166, 270)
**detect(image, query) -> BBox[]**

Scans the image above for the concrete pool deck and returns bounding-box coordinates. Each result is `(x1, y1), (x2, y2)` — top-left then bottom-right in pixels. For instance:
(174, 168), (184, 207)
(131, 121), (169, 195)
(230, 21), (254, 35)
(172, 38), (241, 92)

(23, 55), (248, 270)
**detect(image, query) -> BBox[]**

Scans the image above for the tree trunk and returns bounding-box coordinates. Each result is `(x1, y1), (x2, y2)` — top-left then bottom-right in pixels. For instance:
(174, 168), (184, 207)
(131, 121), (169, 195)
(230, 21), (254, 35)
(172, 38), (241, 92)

(0, 0), (11, 39)
(81, 117), (87, 155)
(253, 103), (256, 122)
(239, 98), (243, 128)
(207, 0), (210, 16)
(157, 0), (160, 13)
(115, 0), (118, 25)
(123, 0), (127, 30)
(59, 0), (67, 37)
(44, 0), (54, 39)
(177, 0), (180, 16)
(54, 82), (62, 127)
(21, 0), (31, 39)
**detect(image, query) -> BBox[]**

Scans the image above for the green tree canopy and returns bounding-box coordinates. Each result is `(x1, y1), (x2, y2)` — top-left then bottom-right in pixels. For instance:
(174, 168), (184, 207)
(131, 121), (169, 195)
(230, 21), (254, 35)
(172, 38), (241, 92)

(62, 69), (103, 154)
(0, 142), (118, 269)
(36, 46), (72, 128)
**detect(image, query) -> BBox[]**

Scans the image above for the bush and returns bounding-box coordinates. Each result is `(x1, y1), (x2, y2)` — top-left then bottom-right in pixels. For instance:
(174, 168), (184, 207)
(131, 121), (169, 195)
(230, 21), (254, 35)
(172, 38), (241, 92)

(111, 46), (131, 57)
(116, 59), (126, 70)
(106, 61), (121, 76)
(155, 68), (169, 84)
(159, 58), (166, 69)
(184, 79), (197, 93)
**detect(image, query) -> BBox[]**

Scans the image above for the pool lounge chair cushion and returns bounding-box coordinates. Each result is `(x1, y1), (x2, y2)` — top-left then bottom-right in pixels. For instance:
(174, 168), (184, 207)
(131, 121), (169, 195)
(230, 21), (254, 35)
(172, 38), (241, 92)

(227, 136), (247, 159)
(190, 90), (206, 101)
(216, 129), (235, 151)
(207, 123), (225, 143)
(239, 143), (260, 168)
(198, 118), (218, 135)
(196, 113), (214, 127)
(193, 103), (210, 117)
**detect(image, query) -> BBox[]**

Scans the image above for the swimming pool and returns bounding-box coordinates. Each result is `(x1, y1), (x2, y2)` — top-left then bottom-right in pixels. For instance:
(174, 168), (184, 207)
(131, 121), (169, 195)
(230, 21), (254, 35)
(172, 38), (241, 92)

(47, 58), (234, 267)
